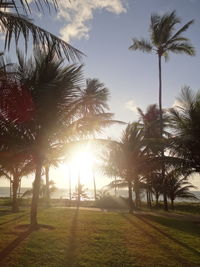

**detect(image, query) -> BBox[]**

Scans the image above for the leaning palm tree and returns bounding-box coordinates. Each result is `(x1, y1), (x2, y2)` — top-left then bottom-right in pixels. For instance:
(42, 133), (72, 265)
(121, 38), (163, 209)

(129, 10), (195, 210)
(0, 0), (82, 60)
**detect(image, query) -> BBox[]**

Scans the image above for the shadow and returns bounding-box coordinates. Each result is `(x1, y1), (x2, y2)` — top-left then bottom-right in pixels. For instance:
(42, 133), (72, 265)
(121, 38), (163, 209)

(122, 213), (200, 259)
(121, 214), (189, 265)
(64, 208), (79, 267)
(0, 209), (12, 217)
(139, 213), (200, 236)
(0, 221), (55, 264)
(0, 213), (28, 226)
(0, 230), (32, 263)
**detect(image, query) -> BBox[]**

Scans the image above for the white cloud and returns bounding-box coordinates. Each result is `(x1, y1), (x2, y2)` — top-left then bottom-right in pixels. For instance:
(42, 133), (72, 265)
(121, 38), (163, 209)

(125, 100), (137, 112)
(57, 0), (127, 42)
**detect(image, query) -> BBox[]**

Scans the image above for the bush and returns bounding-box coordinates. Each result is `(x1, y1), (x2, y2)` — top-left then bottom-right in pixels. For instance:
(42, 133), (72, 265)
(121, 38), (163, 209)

(95, 195), (129, 209)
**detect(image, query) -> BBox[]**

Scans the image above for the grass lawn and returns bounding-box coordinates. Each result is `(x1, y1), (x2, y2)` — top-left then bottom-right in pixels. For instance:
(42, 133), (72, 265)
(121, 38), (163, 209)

(0, 207), (200, 267)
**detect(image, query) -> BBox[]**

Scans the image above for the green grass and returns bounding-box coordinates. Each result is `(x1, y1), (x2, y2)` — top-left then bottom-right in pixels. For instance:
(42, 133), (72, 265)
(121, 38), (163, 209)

(0, 208), (200, 267)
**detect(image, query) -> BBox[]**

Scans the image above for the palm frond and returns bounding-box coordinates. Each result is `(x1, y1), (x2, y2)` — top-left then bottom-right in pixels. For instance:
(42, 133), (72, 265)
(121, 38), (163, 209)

(0, 0), (58, 14)
(150, 11), (180, 46)
(167, 42), (195, 56)
(168, 20), (194, 43)
(0, 11), (83, 61)
(129, 38), (152, 53)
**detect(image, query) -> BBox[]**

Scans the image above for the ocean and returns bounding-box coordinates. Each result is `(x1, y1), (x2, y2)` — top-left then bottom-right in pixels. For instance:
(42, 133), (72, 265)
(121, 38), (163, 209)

(0, 187), (200, 202)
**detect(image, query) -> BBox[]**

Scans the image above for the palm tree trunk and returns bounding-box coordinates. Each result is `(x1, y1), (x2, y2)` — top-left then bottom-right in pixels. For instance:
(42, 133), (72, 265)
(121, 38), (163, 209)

(10, 179), (12, 199)
(146, 188), (152, 208)
(45, 165), (50, 207)
(68, 166), (71, 203)
(30, 157), (43, 230)
(134, 178), (140, 209)
(158, 54), (168, 212)
(12, 177), (19, 212)
(155, 193), (159, 207)
(77, 170), (80, 207)
(18, 179), (21, 198)
(114, 176), (117, 197)
(146, 188), (149, 206)
(135, 190), (141, 209)
(92, 167), (97, 200)
(128, 180), (134, 213)
(171, 198), (174, 210)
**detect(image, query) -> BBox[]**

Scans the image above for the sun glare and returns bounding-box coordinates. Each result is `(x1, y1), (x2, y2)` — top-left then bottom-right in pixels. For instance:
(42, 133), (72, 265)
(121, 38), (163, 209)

(70, 148), (95, 186)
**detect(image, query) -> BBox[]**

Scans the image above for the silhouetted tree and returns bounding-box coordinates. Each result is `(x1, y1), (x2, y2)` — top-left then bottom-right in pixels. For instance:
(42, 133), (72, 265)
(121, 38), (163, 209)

(0, 0), (82, 60)
(130, 10), (195, 211)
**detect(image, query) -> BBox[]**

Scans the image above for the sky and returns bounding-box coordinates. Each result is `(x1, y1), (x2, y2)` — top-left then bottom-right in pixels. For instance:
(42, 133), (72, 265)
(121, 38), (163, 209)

(0, 0), (200, 191)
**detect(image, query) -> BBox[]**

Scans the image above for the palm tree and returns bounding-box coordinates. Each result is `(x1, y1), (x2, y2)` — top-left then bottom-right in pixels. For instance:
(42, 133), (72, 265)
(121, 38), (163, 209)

(0, 0), (82, 61)
(129, 10), (195, 211)
(103, 123), (146, 212)
(77, 78), (110, 200)
(149, 172), (163, 207)
(165, 169), (198, 209)
(96, 188), (110, 200)
(42, 144), (62, 207)
(73, 183), (89, 205)
(170, 87), (200, 174)
(138, 104), (161, 207)
(2, 46), (114, 230)
(22, 179), (57, 199)
(68, 164), (72, 201)
(0, 155), (34, 212)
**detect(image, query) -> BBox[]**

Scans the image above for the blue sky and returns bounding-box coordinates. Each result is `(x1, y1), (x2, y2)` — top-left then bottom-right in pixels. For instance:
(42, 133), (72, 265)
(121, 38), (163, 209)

(1, 0), (200, 190)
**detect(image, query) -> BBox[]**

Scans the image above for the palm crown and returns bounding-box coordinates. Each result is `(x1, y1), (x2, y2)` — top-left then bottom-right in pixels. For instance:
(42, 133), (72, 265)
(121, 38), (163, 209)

(129, 10), (195, 59)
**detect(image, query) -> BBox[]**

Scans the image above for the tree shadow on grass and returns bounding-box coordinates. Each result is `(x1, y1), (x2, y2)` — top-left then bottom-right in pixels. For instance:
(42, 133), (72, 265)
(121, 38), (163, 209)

(0, 209), (12, 217)
(0, 223), (55, 264)
(122, 213), (200, 260)
(121, 214), (190, 265)
(0, 229), (31, 264)
(64, 208), (79, 267)
(139, 213), (200, 236)
(0, 213), (28, 226)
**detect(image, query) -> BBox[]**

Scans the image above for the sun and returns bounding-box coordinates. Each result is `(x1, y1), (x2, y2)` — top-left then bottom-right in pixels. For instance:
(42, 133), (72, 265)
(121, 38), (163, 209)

(70, 148), (95, 186)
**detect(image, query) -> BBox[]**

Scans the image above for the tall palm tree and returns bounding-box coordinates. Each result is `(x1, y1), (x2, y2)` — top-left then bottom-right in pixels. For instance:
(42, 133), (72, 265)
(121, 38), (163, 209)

(129, 10), (195, 211)
(78, 78), (110, 200)
(0, 0), (82, 60)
